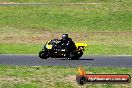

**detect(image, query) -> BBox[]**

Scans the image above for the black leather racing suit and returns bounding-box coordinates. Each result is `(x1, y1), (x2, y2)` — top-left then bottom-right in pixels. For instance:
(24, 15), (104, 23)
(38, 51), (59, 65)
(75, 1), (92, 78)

(61, 38), (76, 57)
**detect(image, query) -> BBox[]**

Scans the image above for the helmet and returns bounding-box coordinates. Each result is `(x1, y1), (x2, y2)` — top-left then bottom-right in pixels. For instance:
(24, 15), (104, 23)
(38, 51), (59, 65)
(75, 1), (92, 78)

(62, 34), (68, 40)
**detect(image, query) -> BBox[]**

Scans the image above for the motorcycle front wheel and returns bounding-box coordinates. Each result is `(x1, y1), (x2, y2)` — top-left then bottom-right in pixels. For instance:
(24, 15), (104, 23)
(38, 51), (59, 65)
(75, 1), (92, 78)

(39, 50), (49, 59)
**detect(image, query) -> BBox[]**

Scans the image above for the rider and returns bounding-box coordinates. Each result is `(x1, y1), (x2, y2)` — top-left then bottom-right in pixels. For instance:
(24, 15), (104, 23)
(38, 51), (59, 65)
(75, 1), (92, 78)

(61, 34), (76, 57)
(61, 34), (71, 44)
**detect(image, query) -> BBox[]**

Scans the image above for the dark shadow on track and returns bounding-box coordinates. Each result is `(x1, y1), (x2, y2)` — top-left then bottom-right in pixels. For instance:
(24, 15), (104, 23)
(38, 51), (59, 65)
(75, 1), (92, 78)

(58, 58), (94, 60)
(77, 58), (94, 60)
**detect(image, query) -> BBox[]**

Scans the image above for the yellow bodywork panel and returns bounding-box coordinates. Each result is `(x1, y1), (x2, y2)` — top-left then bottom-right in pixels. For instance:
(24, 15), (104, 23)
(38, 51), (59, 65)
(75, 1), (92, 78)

(46, 41), (53, 49)
(75, 43), (87, 48)
(46, 45), (52, 49)
(46, 40), (87, 49)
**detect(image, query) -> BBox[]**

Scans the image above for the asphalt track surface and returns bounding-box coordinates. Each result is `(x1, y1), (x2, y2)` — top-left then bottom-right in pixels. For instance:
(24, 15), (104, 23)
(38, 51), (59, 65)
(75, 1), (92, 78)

(0, 55), (132, 68)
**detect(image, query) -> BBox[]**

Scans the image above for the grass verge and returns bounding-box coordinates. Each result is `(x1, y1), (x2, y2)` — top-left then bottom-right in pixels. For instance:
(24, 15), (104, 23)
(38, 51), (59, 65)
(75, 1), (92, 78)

(0, 44), (132, 55)
(0, 65), (131, 88)
(0, 0), (132, 3)
(0, 2), (131, 55)
(0, 4), (131, 32)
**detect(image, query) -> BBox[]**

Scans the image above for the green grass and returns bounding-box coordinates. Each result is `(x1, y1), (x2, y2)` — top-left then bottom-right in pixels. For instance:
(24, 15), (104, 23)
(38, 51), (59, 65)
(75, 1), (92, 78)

(0, 44), (132, 55)
(0, 0), (132, 3)
(0, 4), (131, 32)
(0, 44), (41, 54)
(0, 27), (131, 55)
(0, 2), (131, 55)
(85, 45), (132, 55)
(0, 65), (131, 88)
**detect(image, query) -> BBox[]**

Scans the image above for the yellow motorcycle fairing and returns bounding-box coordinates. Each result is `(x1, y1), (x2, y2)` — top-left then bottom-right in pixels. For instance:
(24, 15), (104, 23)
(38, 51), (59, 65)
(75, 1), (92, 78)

(45, 41), (53, 49)
(45, 41), (88, 50)
(75, 43), (87, 50)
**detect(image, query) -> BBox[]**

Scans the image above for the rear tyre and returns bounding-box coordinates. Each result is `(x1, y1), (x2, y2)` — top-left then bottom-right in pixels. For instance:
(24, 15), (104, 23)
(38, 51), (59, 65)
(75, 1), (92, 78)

(67, 52), (77, 60)
(39, 50), (48, 59)
(67, 51), (83, 60)
(76, 51), (83, 59)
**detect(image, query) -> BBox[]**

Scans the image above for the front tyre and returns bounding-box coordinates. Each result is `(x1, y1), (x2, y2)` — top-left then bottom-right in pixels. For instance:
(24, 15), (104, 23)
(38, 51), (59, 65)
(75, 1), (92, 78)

(39, 50), (48, 59)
